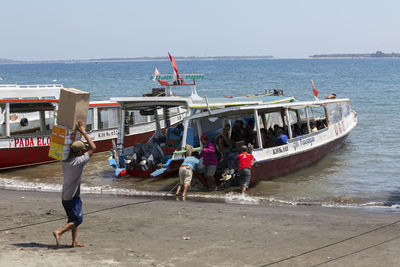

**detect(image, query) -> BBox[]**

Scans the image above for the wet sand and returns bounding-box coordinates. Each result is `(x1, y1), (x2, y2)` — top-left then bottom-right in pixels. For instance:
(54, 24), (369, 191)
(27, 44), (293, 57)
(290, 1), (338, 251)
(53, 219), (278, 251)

(0, 189), (400, 266)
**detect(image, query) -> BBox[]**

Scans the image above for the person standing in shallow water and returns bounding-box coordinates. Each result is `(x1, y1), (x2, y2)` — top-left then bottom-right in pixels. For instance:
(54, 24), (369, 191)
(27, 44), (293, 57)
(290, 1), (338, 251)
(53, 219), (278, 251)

(237, 145), (254, 194)
(53, 120), (96, 248)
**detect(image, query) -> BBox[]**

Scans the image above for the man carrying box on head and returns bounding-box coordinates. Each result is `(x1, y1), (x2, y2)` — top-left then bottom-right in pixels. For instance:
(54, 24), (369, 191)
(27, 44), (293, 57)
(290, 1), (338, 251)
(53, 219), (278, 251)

(53, 120), (96, 248)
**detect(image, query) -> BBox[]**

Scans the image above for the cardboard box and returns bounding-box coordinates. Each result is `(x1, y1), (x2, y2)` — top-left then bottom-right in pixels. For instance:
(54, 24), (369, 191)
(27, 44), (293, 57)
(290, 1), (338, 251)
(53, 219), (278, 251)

(57, 88), (90, 129)
(51, 125), (81, 145)
(48, 142), (71, 161)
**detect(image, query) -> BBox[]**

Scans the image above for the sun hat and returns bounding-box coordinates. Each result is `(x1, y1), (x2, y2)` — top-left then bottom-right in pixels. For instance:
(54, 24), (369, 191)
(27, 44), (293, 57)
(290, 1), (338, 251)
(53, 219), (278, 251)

(71, 140), (86, 153)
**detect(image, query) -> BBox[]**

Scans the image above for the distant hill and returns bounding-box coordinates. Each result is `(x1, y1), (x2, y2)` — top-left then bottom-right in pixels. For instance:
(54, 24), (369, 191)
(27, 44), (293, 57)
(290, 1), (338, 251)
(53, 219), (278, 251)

(310, 51), (400, 58)
(0, 58), (24, 64)
(0, 55), (274, 64)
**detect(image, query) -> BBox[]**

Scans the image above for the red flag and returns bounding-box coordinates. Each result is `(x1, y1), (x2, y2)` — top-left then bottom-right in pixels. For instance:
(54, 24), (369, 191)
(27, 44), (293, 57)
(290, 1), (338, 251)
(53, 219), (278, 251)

(311, 80), (319, 99)
(168, 52), (180, 84)
(158, 80), (169, 86)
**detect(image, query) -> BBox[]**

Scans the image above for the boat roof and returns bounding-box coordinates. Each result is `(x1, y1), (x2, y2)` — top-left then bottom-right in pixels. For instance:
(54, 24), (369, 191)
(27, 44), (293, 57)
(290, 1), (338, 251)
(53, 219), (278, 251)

(0, 99), (119, 112)
(190, 95), (294, 108)
(185, 98), (350, 121)
(110, 94), (294, 110)
(110, 96), (191, 109)
(0, 84), (62, 100)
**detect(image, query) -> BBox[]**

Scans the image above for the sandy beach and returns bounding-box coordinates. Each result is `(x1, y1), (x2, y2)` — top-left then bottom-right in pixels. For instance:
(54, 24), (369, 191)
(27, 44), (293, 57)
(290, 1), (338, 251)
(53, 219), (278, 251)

(0, 189), (399, 266)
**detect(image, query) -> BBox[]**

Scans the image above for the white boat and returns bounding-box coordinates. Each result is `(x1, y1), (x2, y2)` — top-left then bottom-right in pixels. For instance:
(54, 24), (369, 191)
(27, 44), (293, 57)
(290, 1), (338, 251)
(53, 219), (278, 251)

(177, 96), (357, 187)
(0, 84), (178, 169)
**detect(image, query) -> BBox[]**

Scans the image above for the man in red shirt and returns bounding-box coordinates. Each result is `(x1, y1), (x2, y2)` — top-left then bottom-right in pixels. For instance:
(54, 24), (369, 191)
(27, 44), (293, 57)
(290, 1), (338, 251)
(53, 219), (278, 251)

(237, 145), (254, 194)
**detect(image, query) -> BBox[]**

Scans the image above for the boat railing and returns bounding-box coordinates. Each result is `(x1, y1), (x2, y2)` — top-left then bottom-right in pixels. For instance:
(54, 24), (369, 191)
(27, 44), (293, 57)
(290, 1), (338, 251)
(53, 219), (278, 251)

(0, 84), (63, 89)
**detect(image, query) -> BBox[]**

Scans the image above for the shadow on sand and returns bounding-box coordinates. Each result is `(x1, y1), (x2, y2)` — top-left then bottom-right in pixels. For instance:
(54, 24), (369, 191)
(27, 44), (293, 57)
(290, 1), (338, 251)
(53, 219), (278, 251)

(12, 242), (72, 250)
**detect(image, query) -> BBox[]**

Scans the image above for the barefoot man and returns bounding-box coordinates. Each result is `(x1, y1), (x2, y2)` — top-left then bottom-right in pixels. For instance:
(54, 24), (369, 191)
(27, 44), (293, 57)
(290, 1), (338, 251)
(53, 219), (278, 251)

(53, 120), (96, 248)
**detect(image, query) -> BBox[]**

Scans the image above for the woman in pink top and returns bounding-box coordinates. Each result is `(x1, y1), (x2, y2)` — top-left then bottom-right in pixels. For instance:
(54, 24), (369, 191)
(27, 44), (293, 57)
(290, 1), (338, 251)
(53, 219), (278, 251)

(199, 134), (218, 190)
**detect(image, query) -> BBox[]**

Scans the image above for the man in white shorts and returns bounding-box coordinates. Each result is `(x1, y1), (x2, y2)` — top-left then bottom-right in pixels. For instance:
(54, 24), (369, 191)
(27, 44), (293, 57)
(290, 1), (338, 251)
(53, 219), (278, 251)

(176, 145), (199, 200)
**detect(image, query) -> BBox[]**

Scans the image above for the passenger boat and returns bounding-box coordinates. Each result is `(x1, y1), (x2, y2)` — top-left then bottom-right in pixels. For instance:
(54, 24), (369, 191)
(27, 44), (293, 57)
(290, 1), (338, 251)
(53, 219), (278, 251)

(0, 84), (183, 169)
(108, 76), (295, 178)
(177, 97), (357, 187)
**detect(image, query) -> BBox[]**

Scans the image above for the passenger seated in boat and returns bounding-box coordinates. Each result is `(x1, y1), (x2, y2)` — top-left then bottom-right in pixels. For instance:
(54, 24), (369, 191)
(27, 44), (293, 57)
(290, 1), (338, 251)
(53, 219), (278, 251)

(272, 125), (281, 137)
(216, 124), (231, 166)
(275, 128), (288, 146)
(310, 122), (318, 133)
(262, 128), (276, 148)
(301, 124), (309, 135)
(244, 119), (256, 145)
(316, 120), (327, 130)
(231, 120), (245, 144)
(292, 125), (302, 138)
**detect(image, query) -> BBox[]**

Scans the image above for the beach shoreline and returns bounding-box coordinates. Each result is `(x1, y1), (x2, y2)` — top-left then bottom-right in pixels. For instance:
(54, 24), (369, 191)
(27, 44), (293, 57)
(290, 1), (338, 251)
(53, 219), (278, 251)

(1, 188), (399, 266)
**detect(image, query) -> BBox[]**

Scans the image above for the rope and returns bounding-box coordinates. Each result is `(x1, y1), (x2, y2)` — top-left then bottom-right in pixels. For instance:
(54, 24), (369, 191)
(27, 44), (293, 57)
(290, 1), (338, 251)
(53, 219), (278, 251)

(0, 182), (179, 233)
(261, 218), (400, 266)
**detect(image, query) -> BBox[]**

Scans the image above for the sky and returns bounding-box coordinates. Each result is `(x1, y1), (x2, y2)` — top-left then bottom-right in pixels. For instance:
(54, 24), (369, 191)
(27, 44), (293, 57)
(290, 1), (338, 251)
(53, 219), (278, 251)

(1, 0), (400, 60)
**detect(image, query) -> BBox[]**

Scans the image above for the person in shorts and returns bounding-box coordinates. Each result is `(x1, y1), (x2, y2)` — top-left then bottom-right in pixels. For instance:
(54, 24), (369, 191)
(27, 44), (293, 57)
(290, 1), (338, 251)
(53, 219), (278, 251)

(176, 145), (199, 200)
(237, 145), (254, 194)
(53, 120), (96, 248)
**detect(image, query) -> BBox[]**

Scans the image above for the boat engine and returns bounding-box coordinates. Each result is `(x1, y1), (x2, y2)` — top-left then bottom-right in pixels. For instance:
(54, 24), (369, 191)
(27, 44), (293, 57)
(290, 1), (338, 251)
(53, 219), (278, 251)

(125, 143), (164, 172)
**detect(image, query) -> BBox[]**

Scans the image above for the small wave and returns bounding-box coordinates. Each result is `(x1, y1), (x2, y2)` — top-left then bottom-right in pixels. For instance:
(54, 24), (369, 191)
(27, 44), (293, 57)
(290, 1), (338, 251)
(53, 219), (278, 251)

(1, 178), (400, 212)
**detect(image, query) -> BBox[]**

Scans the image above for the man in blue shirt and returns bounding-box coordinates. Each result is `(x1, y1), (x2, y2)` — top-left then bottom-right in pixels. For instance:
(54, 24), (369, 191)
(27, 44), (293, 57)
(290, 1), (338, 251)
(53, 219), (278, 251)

(176, 145), (199, 200)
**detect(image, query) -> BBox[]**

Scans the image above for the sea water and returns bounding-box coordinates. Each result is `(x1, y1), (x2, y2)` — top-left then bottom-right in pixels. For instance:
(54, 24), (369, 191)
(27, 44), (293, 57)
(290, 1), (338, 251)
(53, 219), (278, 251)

(1, 59), (400, 211)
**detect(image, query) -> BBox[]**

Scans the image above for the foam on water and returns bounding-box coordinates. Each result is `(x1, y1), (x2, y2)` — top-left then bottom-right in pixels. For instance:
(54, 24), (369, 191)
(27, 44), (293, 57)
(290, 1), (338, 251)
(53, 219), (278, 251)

(3, 177), (400, 213)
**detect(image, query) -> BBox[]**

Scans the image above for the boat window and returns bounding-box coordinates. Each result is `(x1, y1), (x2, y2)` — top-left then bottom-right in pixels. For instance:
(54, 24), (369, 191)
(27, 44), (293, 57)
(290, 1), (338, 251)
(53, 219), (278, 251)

(196, 116), (223, 142)
(326, 103), (342, 124)
(264, 112), (283, 130)
(168, 106), (185, 116)
(98, 108), (119, 129)
(0, 105), (4, 127)
(298, 107), (307, 121)
(311, 105), (326, 121)
(86, 109), (93, 131)
(341, 102), (350, 118)
(288, 110), (298, 125)
(130, 110), (149, 125)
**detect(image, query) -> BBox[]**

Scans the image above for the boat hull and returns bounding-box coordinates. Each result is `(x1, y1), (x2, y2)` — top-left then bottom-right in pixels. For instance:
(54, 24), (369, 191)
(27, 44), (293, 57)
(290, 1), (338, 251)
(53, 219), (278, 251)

(250, 132), (349, 183)
(0, 130), (159, 170)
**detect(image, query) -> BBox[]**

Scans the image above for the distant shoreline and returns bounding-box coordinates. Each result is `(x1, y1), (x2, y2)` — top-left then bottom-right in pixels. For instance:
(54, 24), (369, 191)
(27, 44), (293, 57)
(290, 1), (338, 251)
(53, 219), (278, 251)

(2, 52), (400, 64)
(0, 56), (274, 65)
(310, 51), (400, 59)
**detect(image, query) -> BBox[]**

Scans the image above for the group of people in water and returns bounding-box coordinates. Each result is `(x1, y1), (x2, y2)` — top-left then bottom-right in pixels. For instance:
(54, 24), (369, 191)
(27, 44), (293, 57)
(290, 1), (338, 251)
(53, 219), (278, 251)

(175, 115), (329, 199)
(176, 132), (254, 200)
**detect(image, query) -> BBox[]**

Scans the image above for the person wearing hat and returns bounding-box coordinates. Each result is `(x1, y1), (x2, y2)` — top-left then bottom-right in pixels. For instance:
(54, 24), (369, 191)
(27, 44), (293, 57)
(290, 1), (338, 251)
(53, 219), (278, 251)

(53, 120), (96, 248)
(199, 134), (218, 190)
(326, 93), (337, 99)
(176, 144), (199, 200)
(237, 145), (254, 194)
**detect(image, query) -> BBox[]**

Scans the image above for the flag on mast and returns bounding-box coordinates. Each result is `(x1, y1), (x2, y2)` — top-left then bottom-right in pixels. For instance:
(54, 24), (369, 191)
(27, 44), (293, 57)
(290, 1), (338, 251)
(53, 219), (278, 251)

(152, 68), (160, 81)
(168, 52), (180, 84)
(153, 67), (169, 85)
(311, 80), (319, 99)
